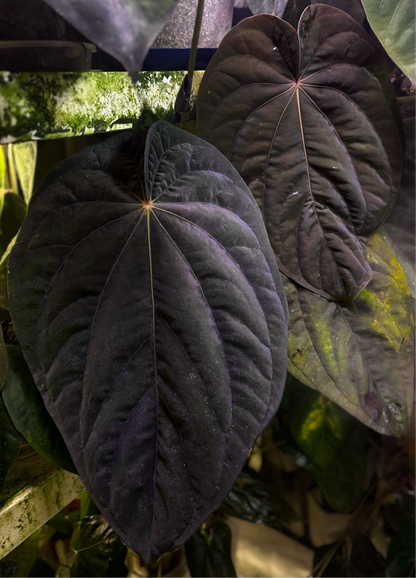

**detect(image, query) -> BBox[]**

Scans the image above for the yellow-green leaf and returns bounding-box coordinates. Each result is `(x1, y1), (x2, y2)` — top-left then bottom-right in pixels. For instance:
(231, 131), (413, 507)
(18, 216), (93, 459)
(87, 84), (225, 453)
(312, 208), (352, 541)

(13, 142), (37, 205)
(284, 230), (414, 436)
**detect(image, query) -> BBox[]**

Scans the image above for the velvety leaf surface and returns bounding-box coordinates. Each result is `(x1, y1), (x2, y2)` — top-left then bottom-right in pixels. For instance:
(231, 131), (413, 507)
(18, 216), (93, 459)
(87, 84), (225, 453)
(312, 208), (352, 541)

(247, 0), (290, 16)
(385, 97), (415, 298)
(284, 230), (414, 436)
(361, 0), (415, 85)
(42, 0), (180, 78)
(0, 394), (22, 495)
(2, 346), (76, 474)
(8, 122), (288, 562)
(313, 535), (387, 577)
(290, 388), (351, 469)
(313, 421), (366, 513)
(70, 516), (124, 578)
(220, 466), (296, 528)
(197, 6), (403, 303)
(185, 520), (236, 578)
(0, 330), (8, 390)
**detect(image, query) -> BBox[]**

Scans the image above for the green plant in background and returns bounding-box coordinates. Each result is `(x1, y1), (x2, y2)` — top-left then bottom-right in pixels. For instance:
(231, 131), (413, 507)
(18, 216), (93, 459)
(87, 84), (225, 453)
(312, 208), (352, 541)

(0, 0), (414, 576)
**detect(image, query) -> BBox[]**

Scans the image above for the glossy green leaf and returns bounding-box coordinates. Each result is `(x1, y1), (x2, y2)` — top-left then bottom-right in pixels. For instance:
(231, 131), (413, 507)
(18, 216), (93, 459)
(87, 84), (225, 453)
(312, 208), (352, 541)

(313, 535), (387, 577)
(313, 421), (366, 513)
(0, 394), (22, 495)
(290, 388), (351, 469)
(2, 530), (40, 578)
(2, 346), (76, 474)
(361, 0), (415, 85)
(104, 546), (127, 578)
(197, 6), (403, 304)
(247, 0), (290, 16)
(8, 122), (288, 562)
(185, 520), (236, 578)
(13, 142), (37, 205)
(220, 467), (296, 528)
(0, 193), (26, 257)
(385, 97), (415, 298)
(42, 0), (181, 78)
(284, 230), (414, 436)
(70, 515), (124, 578)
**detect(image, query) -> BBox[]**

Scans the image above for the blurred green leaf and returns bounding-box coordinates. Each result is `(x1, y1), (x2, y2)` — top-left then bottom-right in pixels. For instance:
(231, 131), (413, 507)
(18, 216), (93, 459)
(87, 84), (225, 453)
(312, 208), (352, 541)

(314, 535), (386, 577)
(0, 147), (6, 190)
(382, 493), (415, 533)
(185, 520), (236, 578)
(0, 561), (18, 577)
(2, 346), (76, 474)
(290, 388), (352, 470)
(0, 233), (18, 276)
(80, 490), (100, 519)
(28, 559), (55, 577)
(0, 393), (22, 495)
(314, 424), (367, 514)
(2, 530), (40, 578)
(48, 508), (80, 536)
(0, 329), (8, 390)
(220, 467), (297, 529)
(387, 511), (415, 577)
(13, 142), (37, 205)
(70, 515), (125, 578)
(0, 193), (25, 257)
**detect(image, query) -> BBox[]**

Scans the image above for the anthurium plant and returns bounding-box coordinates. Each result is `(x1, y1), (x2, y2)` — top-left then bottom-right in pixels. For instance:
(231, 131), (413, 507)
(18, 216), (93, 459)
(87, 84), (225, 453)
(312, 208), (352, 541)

(0, 0), (414, 576)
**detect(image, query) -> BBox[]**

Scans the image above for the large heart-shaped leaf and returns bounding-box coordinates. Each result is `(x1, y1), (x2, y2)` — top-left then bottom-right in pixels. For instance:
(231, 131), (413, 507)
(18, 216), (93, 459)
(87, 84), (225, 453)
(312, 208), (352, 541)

(361, 0), (415, 86)
(284, 230), (414, 436)
(8, 121), (288, 562)
(385, 97), (415, 298)
(42, 0), (180, 78)
(197, 5), (403, 304)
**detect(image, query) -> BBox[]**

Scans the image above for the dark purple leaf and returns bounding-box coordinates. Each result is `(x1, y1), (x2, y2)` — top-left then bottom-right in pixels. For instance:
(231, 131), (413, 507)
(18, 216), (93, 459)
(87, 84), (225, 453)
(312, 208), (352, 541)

(41, 0), (181, 78)
(197, 5), (403, 304)
(8, 122), (288, 563)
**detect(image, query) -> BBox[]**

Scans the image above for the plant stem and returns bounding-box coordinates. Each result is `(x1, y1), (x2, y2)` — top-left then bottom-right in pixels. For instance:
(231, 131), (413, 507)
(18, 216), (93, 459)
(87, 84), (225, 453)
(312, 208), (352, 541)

(188, 0), (205, 85)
